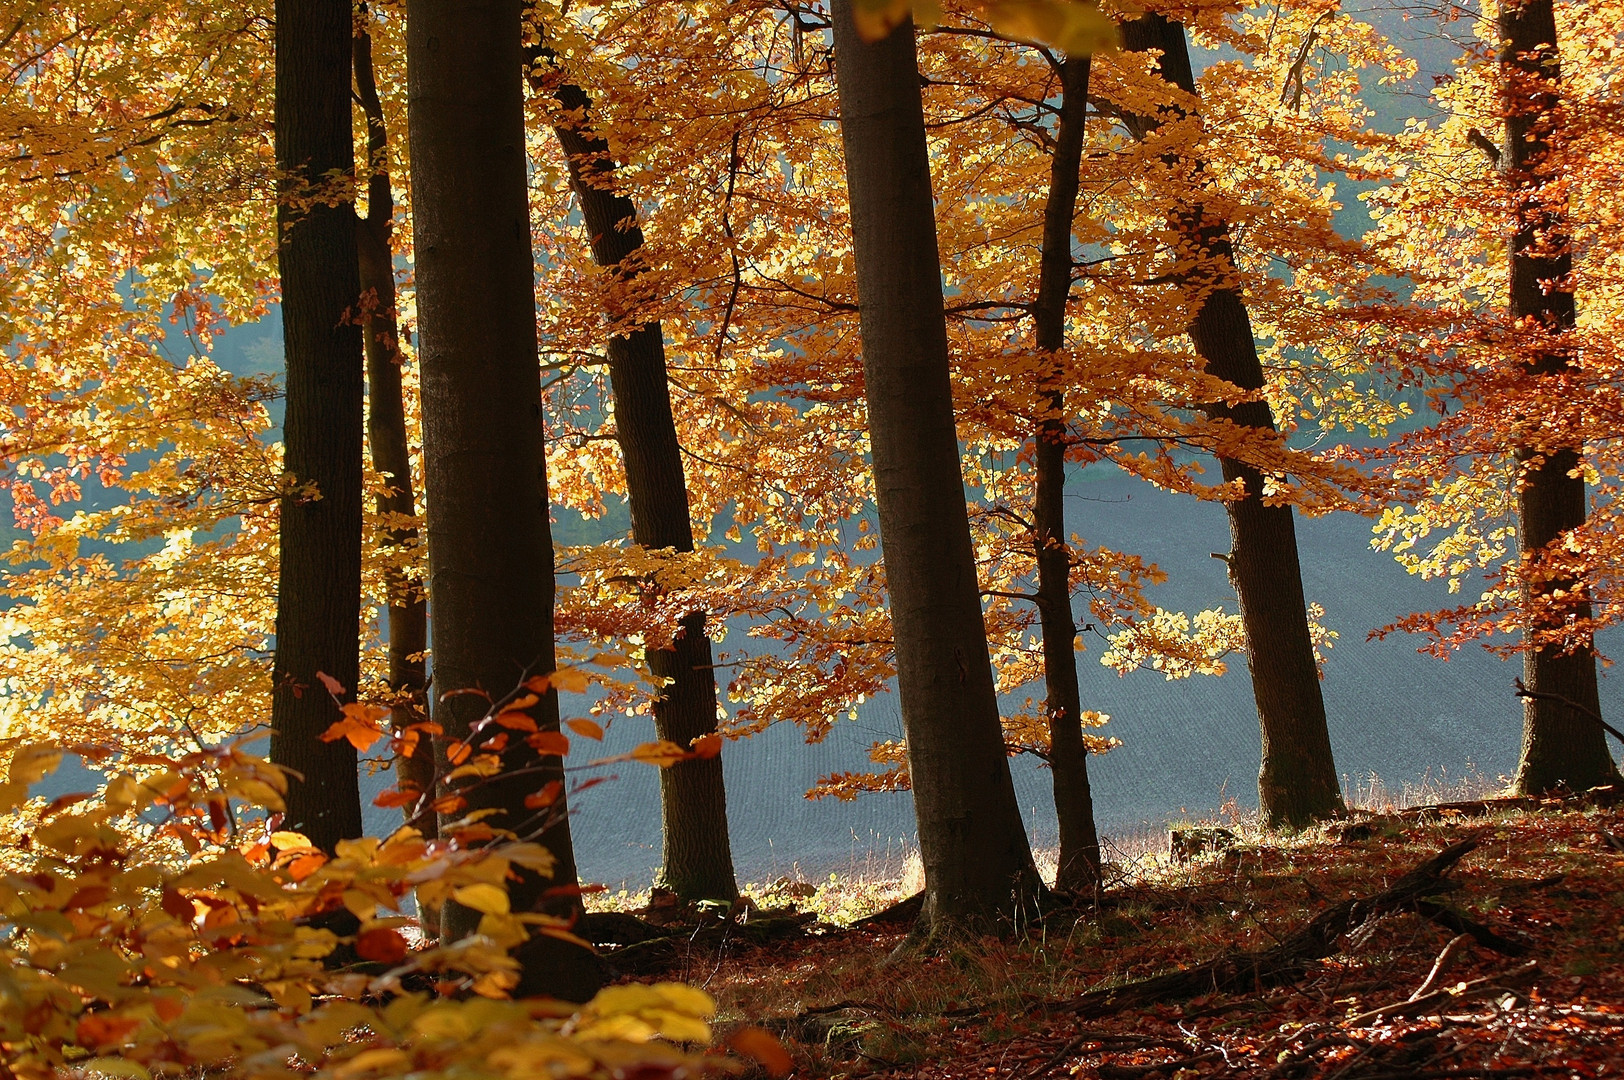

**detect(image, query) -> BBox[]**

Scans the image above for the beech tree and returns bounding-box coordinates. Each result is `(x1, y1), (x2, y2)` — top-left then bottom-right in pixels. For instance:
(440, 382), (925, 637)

(269, 0), (365, 851)
(353, 14), (438, 936)
(1029, 52), (1103, 894)
(1118, 13), (1345, 829)
(405, 0), (598, 999)
(1496, 0), (1618, 794)
(526, 42), (739, 904)
(831, 0), (1045, 931)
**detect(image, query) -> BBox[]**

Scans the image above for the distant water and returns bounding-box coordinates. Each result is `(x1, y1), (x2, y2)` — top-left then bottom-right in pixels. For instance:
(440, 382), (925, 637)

(343, 468), (1617, 889)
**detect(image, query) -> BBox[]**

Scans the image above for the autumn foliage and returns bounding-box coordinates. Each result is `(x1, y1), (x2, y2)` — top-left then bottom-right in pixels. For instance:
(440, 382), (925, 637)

(1, 0), (1622, 1072)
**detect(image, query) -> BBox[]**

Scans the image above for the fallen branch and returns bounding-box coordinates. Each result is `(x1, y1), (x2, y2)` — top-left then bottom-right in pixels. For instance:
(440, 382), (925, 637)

(601, 913), (818, 975)
(1409, 934), (1474, 1001)
(1345, 961), (1541, 1027)
(1067, 839), (1481, 1017)
(1016, 1031), (1193, 1080)
(1369, 785), (1624, 825)
(1413, 899), (1529, 956)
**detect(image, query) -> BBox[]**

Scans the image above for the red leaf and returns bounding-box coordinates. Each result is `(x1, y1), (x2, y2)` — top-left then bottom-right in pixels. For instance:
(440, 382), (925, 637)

(356, 927), (409, 964)
(161, 888), (194, 921)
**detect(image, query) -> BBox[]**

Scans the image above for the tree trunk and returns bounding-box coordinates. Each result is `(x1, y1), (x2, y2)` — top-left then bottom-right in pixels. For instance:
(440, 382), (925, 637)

(534, 68), (738, 903)
(405, 0), (599, 1001)
(831, 1), (1045, 932)
(269, 0), (365, 853)
(353, 19), (438, 938)
(1499, 0), (1619, 794)
(1119, 15), (1344, 829)
(1030, 55), (1102, 895)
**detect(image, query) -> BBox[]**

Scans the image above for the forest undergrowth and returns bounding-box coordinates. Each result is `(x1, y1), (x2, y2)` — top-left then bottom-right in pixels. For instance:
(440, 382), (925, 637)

(589, 801), (1622, 1080)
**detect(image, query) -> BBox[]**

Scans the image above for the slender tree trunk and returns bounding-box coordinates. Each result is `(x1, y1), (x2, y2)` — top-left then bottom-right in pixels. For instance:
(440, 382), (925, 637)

(1030, 55), (1102, 895)
(1117, 14), (1344, 825)
(353, 21), (438, 938)
(1499, 0), (1619, 794)
(270, 0), (365, 852)
(831, 1), (1045, 933)
(529, 63), (738, 903)
(1119, 15), (1343, 829)
(405, 0), (599, 1001)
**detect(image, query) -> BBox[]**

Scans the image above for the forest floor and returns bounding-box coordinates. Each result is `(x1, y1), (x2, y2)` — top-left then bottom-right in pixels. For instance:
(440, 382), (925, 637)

(587, 797), (1623, 1080)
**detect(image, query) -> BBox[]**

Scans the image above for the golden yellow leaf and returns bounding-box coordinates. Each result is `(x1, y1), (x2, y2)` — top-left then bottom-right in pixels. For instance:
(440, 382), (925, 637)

(980, 0), (1117, 56)
(451, 882), (511, 915)
(8, 744), (62, 786)
(850, 0), (913, 40)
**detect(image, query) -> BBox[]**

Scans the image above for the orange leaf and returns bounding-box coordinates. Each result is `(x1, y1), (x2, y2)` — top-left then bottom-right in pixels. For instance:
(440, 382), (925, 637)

(548, 666), (592, 693)
(494, 711), (538, 732)
(445, 740), (472, 766)
(287, 853), (327, 881)
(76, 1014), (140, 1048)
(430, 794), (467, 814)
(566, 718), (604, 741)
(373, 787), (419, 809)
(730, 1027), (794, 1077)
(526, 731), (571, 757)
(356, 927), (409, 964)
(316, 671), (346, 696)
(321, 714), (386, 753)
(524, 780), (564, 809)
(691, 733), (723, 759)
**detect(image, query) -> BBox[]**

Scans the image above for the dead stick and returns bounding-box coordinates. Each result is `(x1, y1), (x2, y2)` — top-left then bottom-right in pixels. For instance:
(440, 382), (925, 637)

(1346, 961), (1540, 1026)
(1514, 678), (1624, 746)
(1410, 934), (1473, 1000)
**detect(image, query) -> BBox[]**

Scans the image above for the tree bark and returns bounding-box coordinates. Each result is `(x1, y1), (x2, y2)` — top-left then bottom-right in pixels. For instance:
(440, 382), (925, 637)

(269, 0), (365, 852)
(405, 0), (599, 1001)
(1119, 15), (1344, 829)
(531, 64), (738, 903)
(831, 2), (1045, 932)
(1498, 0), (1620, 794)
(353, 19), (438, 938)
(1030, 55), (1102, 895)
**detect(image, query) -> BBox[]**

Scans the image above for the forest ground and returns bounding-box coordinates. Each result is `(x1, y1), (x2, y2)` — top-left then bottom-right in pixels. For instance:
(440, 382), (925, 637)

(587, 800), (1623, 1079)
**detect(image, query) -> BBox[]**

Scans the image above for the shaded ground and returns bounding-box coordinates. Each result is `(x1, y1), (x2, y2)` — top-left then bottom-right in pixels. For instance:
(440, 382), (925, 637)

(595, 801), (1623, 1079)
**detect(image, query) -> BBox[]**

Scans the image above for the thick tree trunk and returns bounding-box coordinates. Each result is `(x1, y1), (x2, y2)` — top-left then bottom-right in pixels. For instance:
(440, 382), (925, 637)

(405, 0), (599, 1001)
(1030, 56), (1102, 895)
(1499, 0), (1620, 794)
(353, 23), (438, 938)
(831, 2), (1045, 932)
(269, 0), (365, 852)
(1119, 15), (1344, 829)
(535, 71), (738, 903)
